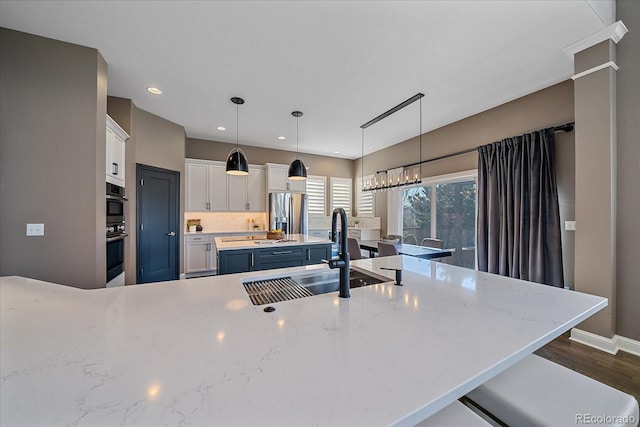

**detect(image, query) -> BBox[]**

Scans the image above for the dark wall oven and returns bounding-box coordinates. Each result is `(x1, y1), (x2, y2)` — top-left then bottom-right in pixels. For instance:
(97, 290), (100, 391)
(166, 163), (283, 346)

(107, 183), (125, 225)
(106, 183), (127, 285)
(106, 237), (125, 282)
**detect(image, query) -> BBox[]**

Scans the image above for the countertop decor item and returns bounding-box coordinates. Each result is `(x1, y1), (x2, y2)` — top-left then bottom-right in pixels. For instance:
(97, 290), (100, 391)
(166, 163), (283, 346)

(288, 111), (307, 180)
(187, 219), (201, 232)
(225, 97), (249, 176)
(267, 230), (285, 240)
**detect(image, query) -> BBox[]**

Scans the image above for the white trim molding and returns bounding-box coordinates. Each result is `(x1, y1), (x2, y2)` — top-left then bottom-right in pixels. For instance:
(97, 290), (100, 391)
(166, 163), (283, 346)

(571, 61), (619, 80)
(564, 20), (629, 55)
(570, 328), (640, 357)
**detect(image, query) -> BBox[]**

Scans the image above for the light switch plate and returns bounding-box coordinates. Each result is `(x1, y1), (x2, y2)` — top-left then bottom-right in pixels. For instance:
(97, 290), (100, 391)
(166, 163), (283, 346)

(26, 223), (44, 236)
(565, 221), (576, 231)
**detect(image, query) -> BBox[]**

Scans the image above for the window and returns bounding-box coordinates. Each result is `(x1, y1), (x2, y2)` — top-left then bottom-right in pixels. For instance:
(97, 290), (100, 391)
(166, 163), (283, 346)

(356, 176), (374, 217)
(306, 175), (326, 216)
(330, 177), (352, 216)
(402, 172), (477, 268)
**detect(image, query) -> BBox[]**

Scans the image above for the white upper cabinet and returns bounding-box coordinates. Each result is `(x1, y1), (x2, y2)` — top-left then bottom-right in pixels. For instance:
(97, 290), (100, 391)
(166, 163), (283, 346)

(186, 160), (228, 212)
(227, 165), (265, 212)
(266, 163), (306, 193)
(228, 174), (247, 211)
(208, 163), (228, 211)
(106, 115), (128, 187)
(186, 159), (264, 212)
(247, 167), (266, 211)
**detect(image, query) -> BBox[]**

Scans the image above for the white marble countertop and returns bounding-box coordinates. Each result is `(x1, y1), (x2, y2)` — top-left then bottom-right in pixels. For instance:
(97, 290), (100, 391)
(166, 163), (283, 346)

(215, 233), (332, 250)
(0, 257), (606, 426)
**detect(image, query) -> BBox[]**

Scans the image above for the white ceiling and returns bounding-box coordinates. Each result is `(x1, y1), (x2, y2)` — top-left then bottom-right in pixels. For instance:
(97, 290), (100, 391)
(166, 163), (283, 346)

(0, 1), (612, 159)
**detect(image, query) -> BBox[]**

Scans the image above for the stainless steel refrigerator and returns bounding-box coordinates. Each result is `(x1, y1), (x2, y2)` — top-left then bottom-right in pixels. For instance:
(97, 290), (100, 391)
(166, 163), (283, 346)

(269, 192), (308, 235)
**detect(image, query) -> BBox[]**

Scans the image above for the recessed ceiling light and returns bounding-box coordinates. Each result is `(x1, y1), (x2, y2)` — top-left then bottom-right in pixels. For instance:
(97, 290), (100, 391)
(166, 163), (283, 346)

(334, 151), (340, 154)
(278, 136), (286, 140)
(147, 87), (162, 95)
(217, 126), (226, 131)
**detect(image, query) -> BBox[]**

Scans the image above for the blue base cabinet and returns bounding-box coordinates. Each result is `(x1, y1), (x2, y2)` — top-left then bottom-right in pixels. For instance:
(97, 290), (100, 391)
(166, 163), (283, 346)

(217, 249), (255, 275)
(306, 244), (331, 265)
(217, 244), (331, 275)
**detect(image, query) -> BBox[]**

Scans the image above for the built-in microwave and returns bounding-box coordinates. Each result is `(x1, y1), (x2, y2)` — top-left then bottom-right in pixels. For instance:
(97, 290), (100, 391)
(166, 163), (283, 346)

(106, 183), (126, 225)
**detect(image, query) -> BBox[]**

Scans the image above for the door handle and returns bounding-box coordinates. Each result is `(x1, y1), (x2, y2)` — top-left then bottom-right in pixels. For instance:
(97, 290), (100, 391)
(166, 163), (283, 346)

(166, 231), (176, 237)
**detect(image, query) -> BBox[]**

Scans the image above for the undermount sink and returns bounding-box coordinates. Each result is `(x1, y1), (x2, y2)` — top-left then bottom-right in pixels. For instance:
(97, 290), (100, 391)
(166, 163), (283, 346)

(300, 270), (386, 295)
(243, 269), (389, 305)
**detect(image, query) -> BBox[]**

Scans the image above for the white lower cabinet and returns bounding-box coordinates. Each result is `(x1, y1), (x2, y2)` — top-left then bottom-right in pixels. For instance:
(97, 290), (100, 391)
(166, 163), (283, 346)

(309, 229), (331, 239)
(348, 228), (380, 241)
(185, 234), (231, 275)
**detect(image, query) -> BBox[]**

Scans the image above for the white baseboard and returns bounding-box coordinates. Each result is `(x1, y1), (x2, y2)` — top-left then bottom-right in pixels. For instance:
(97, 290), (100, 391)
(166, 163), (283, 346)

(570, 328), (640, 356)
(617, 335), (640, 357)
(179, 273), (186, 280)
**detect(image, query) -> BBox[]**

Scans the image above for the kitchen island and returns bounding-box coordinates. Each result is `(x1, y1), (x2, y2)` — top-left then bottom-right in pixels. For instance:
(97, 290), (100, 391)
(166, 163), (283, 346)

(0, 257), (606, 426)
(215, 233), (332, 274)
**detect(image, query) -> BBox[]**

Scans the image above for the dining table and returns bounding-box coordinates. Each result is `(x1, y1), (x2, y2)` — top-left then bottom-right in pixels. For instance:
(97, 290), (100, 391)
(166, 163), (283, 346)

(359, 239), (453, 260)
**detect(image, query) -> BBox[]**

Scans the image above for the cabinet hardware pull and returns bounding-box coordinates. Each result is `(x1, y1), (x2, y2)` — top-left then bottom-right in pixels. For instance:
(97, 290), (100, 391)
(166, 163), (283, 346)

(250, 252), (254, 267)
(272, 250), (292, 255)
(112, 163), (118, 175)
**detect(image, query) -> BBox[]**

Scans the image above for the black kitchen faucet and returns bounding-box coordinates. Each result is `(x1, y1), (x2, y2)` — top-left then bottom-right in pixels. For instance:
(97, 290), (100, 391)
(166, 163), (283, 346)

(325, 207), (350, 298)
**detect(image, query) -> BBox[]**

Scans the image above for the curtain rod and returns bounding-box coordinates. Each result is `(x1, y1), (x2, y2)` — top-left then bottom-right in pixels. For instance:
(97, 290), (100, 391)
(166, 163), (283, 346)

(360, 93), (424, 129)
(375, 122), (575, 174)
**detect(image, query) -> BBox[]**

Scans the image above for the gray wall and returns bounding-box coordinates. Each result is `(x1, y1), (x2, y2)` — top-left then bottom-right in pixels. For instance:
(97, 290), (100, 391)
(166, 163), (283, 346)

(0, 28), (107, 289)
(354, 81), (576, 287)
(616, 0), (640, 341)
(187, 138), (354, 179)
(108, 97), (186, 284)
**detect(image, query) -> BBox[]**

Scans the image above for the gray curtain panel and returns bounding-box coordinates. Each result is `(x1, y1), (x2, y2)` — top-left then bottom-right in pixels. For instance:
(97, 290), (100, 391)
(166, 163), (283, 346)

(477, 128), (564, 287)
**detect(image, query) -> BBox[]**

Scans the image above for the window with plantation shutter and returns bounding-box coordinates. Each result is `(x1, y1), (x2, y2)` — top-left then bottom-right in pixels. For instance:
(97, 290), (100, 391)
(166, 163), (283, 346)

(330, 177), (352, 216)
(356, 176), (374, 216)
(306, 175), (326, 216)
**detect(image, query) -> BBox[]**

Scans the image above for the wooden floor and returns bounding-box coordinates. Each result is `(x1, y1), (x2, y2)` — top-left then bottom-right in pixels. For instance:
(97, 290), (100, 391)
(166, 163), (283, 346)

(535, 332), (640, 403)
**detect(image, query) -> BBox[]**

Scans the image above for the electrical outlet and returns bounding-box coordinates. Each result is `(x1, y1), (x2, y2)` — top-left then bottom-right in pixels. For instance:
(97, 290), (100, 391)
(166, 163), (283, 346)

(26, 223), (44, 236)
(565, 221), (576, 231)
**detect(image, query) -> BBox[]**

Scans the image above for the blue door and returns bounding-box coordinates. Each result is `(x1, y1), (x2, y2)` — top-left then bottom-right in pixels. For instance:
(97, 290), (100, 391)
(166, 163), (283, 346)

(136, 164), (179, 283)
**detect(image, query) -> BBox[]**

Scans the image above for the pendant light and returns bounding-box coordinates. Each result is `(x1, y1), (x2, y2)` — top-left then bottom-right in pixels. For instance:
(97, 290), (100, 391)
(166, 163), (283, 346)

(288, 110), (307, 180)
(226, 97), (249, 176)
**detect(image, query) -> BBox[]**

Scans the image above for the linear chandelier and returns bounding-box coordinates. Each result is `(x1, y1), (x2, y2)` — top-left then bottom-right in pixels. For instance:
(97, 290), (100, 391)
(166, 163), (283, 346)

(361, 93), (424, 193)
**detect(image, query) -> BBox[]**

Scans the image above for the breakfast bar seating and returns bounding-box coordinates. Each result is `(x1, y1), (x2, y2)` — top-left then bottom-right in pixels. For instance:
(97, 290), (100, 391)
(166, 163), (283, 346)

(466, 354), (639, 427)
(415, 401), (490, 426)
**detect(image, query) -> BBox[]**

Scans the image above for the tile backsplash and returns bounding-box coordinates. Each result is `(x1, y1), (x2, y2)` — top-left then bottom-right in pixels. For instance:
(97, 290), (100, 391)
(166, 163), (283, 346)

(188, 213), (380, 233)
(185, 212), (267, 233)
